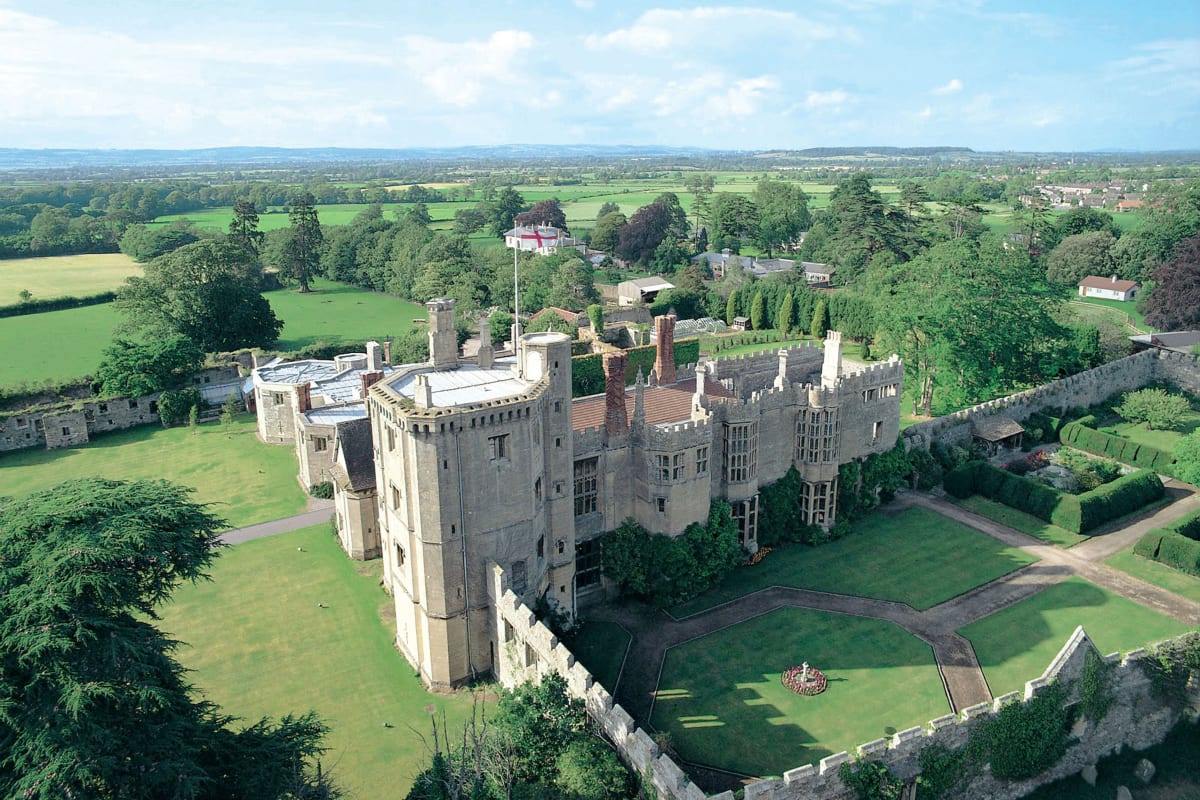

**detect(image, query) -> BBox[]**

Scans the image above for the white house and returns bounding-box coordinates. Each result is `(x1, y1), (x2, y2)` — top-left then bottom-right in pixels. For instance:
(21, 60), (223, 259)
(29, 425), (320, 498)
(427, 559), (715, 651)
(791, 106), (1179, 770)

(504, 225), (571, 255)
(1078, 275), (1139, 302)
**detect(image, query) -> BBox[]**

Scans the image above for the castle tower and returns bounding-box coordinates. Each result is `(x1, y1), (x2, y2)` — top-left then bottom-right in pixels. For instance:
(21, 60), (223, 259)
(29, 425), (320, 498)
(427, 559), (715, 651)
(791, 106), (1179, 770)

(427, 298), (458, 369)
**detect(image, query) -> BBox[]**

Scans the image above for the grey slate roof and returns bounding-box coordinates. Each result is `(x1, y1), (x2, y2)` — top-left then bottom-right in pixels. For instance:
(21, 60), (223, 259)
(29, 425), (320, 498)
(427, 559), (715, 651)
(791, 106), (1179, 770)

(972, 415), (1025, 442)
(336, 417), (376, 492)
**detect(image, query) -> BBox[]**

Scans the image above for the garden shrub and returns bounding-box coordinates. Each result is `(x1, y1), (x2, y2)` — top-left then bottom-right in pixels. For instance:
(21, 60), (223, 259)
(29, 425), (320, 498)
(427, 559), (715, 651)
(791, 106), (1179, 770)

(1061, 419), (1174, 471)
(1156, 532), (1200, 577)
(1075, 470), (1164, 532)
(1133, 530), (1165, 559)
(1142, 632), (1200, 705)
(308, 481), (334, 499)
(156, 387), (202, 427)
(906, 447), (944, 490)
(0, 291), (116, 318)
(838, 759), (902, 800)
(916, 744), (968, 800)
(943, 460), (984, 499)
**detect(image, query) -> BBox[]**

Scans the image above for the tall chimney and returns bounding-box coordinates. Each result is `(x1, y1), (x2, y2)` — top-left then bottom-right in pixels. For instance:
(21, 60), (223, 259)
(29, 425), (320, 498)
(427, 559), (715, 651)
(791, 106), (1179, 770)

(633, 368), (645, 428)
(366, 340), (383, 372)
(295, 384), (312, 413)
(603, 352), (628, 435)
(382, 338), (392, 364)
(413, 374), (434, 408)
(426, 298), (459, 369)
(478, 316), (494, 370)
(821, 331), (843, 389)
(653, 314), (677, 385)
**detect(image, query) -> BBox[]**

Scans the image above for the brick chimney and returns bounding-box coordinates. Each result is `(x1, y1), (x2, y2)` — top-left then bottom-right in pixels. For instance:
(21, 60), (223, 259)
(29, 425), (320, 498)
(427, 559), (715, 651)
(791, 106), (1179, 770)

(653, 314), (677, 385)
(603, 351), (628, 435)
(295, 384), (312, 413)
(382, 338), (392, 364)
(359, 371), (383, 397)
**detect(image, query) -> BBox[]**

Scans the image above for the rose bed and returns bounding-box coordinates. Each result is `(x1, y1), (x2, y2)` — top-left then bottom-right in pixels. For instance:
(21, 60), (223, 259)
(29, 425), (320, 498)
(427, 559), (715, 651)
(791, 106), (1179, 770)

(782, 665), (827, 696)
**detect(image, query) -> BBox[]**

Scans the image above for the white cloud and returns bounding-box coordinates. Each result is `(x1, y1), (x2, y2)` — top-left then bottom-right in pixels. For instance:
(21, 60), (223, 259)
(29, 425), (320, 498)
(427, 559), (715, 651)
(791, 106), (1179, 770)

(585, 7), (842, 54)
(573, 0), (595, 8)
(917, 106), (933, 119)
(804, 89), (850, 110)
(1107, 39), (1200, 92)
(931, 78), (963, 95)
(400, 31), (535, 108)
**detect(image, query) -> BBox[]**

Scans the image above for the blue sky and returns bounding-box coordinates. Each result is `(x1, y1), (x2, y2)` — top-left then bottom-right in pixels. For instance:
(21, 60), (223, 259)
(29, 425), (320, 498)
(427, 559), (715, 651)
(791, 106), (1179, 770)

(1, 0), (1197, 152)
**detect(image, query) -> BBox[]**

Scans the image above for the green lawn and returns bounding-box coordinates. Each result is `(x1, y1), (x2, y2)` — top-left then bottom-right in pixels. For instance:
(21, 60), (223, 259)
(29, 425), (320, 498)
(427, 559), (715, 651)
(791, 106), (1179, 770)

(673, 506), (1037, 616)
(158, 525), (477, 798)
(0, 278), (425, 387)
(0, 253), (140, 304)
(954, 495), (1089, 548)
(0, 415), (306, 528)
(566, 621), (631, 692)
(266, 278), (426, 352)
(1097, 408), (1200, 452)
(650, 607), (949, 777)
(1072, 296), (1150, 332)
(1105, 546), (1200, 604)
(959, 577), (1193, 697)
(0, 301), (121, 385)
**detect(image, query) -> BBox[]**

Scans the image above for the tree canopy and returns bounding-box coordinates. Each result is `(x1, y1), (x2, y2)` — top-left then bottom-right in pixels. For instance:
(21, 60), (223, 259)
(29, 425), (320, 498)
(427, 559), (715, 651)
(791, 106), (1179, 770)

(283, 192), (324, 292)
(116, 239), (283, 352)
(0, 479), (336, 799)
(95, 334), (206, 397)
(1145, 234), (1200, 330)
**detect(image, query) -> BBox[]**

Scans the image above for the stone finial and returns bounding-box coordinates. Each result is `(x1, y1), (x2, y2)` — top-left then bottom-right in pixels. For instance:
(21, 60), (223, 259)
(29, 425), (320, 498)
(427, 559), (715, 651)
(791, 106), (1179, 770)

(477, 316), (494, 370)
(602, 352), (628, 435)
(633, 368), (645, 426)
(653, 314), (677, 385)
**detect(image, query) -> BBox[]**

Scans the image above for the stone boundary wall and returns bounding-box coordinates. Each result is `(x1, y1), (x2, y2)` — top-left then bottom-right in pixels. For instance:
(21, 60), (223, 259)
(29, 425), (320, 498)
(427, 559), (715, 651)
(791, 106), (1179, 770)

(0, 392), (163, 452)
(902, 349), (1164, 451)
(488, 555), (1197, 800)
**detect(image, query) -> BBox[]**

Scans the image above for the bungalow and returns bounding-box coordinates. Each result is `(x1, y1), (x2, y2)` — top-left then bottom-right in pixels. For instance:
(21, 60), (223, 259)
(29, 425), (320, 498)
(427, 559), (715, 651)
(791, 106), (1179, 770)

(1078, 275), (1139, 302)
(504, 225), (573, 255)
(617, 276), (674, 307)
(800, 261), (835, 285)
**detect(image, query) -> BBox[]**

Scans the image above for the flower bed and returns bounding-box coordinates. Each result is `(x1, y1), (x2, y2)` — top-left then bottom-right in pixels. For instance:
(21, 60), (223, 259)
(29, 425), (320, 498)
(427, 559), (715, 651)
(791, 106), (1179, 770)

(747, 546), (773, 567)
(782, 664), (827, 696)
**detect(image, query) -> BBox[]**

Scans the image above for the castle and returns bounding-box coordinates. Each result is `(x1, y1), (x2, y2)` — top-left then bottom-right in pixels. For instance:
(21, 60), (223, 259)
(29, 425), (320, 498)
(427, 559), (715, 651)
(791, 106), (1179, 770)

(252, 299), (903, 689)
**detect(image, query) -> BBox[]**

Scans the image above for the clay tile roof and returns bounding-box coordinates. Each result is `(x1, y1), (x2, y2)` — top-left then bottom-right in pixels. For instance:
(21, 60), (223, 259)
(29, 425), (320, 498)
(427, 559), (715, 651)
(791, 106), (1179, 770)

(336, 417), (376, 491)
(570, 376), (732, 431)
(532, 306), (581, 324)
(971, 415), (1025, 442)
(1078, 275), (1139, 293)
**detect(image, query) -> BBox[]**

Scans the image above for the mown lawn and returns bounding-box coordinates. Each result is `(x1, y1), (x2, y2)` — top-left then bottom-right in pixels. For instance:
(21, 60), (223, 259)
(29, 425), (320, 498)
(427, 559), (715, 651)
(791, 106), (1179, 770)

(1105, 546), (1200, 604)
(954, 495), (1089, 548)
(0, 414), (306, 528)
(566, 621), (631, 692)
(650, 607), (949, 777)
(0, 253), (140, 304)
(1096, 407), (1200, 452)
(158, 525), (477, 798)
(959, 577), (1192, 697)
(0, 301), (121, 386)
(673, 506), (1037, 616)
(267, 277), (425, 352)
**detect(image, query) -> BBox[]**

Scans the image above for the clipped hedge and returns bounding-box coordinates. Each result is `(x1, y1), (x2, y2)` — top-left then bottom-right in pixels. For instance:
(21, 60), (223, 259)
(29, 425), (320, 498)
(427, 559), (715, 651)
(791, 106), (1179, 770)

(944, 461), (1163, 534)
(0, 291), (116, 318)
(570, 338), (700, 397)
(1134, 507), (1200, 577)
(1060, 419), (1174, 472)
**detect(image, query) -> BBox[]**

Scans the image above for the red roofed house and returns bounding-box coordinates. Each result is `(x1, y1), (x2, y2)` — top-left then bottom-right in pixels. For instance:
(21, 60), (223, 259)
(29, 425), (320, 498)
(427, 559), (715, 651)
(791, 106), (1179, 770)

(1078, 275), (1139, 302)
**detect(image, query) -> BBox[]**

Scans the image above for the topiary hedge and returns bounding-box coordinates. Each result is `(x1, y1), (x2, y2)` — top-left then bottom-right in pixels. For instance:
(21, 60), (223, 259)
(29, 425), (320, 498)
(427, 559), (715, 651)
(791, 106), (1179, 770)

(1060, 419), (1174, 472)
(944, 461), (1163, 534)
(1135, 507), (1200, 577)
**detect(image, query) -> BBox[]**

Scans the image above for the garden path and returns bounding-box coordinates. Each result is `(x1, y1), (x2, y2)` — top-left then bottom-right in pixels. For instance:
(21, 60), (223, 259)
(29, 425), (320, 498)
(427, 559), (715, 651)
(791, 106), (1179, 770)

(219, 504), (333, 545)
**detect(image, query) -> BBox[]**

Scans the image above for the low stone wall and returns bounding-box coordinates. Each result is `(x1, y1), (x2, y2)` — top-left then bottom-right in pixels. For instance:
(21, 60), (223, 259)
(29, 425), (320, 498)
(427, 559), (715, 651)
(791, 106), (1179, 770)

(0, 393), (162, 452)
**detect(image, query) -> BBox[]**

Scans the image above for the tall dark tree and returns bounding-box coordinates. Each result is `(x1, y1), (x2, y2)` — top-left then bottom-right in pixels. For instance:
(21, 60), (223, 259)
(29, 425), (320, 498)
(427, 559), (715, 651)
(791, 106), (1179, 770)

(591, 211), (627, 255)
(229, 198), (265, 257)
(485, 186), (526, 237)
(616, 203), (672, 265)
(95, 334), (206, 397)
(0, 479), (336, 799)
(284, 192), (323, 293)
(116, 239), (283, 352)
(708, 193), (759, 253)
(684, 173), (715, 234)
(514, 198), (567, 231)
(754, 180), (810, 255)
(1145, 234), (1200, 331)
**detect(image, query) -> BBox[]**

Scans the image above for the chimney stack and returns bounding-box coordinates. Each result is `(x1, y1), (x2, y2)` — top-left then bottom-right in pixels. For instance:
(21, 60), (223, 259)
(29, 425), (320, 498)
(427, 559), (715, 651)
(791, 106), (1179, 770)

(821, 331), (843, 389)
(653, 314), (677, 385)
(382, 338), (392, 365)
(359, 371), (383, 397)
(633, 368), (645, 428)
(366, 340), (383, 372)
(603, 352), (628, 435)
(478, 316), (494, 370)
(295, 384), (312, 413)
(413, 374), (434, 408)
(426, 298), (459, 369)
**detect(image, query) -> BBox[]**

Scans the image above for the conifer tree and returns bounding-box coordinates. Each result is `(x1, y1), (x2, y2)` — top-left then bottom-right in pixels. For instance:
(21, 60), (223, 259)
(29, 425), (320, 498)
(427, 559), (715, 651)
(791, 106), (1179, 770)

(811, 298), (829, 339)
(284, 192), (323, 293)
(750, 290), (765, 331)
(778, 290), (795, 334)
(725, 289), (738, 325)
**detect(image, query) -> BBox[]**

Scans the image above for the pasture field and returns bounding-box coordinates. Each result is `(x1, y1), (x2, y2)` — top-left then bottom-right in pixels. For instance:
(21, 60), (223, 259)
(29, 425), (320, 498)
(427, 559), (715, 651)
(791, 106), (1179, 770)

(650, 607), (948, 776)
(959, 576), (1192, 697)
(150, 202), (474, 231)
(0, 414), (306, 528)
(267, 277), (426, 352)
(158, 524), (477, 798)
(0, 253), (140, 304)
(0, 301), (120, 385)
(1072, 295), (1149, 331)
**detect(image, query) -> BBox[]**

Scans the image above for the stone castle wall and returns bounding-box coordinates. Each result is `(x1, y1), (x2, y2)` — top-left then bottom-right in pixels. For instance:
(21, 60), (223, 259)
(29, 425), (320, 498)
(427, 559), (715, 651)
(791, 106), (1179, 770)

(0, 393), (162, 452)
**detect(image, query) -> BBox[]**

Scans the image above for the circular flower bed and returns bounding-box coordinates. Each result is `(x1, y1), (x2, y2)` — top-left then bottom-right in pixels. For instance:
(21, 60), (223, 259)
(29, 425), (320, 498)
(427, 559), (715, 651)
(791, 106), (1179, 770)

(782, 665), (827, 696)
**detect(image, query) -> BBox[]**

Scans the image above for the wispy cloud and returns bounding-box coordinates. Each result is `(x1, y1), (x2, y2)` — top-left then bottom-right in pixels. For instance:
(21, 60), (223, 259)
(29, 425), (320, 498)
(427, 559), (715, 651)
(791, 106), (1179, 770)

(585, 7), (843, 53)
(931, 78), (963, 95)
(1107, 39), (1200, 92)
(400, 30), (535, 108)
(805, 89), (850, 110)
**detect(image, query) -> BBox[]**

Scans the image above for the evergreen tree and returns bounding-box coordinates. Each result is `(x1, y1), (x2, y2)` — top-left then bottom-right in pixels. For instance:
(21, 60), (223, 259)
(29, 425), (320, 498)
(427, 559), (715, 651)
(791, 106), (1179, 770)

(725, 288), (738, 325)
(284, 192), (323, 293)
(228, 198), (264, 257)
(811, 298), (829, 339)
(778, 290), (795, 334)
(750, 290), (765, 331)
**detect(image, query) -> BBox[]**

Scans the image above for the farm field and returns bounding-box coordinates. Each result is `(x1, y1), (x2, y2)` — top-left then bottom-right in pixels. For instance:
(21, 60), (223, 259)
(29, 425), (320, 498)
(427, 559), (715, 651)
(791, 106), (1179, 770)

(958, 576), (1192, 698)
(650, 607), (948, 776)
(158, 524), (477, 798)
(0, 253), (140, 304)
(1072, 295), (1150, 331)
(0, 300), (120, 385)
(672, 506), (1037, 617)
(0, 414), (306, 528)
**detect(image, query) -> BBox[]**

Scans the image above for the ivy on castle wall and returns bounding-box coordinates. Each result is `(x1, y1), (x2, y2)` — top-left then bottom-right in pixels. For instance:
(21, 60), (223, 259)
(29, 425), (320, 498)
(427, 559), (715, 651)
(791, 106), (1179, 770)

(569, 338), (700, 398)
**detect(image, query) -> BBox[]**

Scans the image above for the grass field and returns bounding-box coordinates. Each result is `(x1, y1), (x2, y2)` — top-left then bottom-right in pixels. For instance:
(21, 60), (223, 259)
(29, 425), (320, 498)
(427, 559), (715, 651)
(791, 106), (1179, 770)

(1096, 406), (1200, 452)
(650, 607), (949, 776)
(673, 506), (1037, 616)
(0, 253), (140, 304)
(954, 495), (1089, 548)
(158, 525), (477, 798)
(0, 414), (306, 528)
(0, 278), (425, 387)
(566, 621), (630, 692)
(959, 576), (1193, 697)
(0, 300), (121, 385)
(268, 277), (425, 352)
(1105, 546), (1200, 604)
(1071, 296), (1150, 332)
